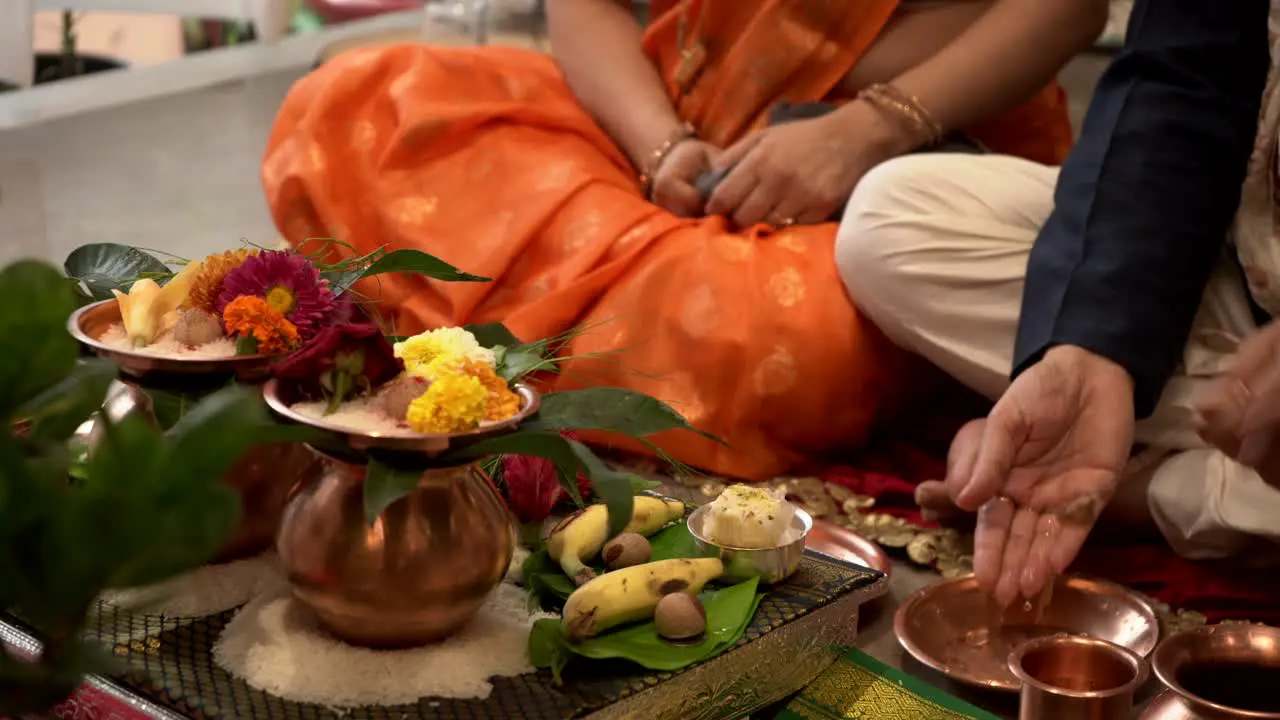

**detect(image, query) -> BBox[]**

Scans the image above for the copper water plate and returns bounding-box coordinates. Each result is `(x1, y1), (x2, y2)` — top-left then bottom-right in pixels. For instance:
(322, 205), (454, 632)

(807, 520), (891, 576)
(895, 574), (1159, 692)
(261, 377), (540, 455)
(1152, 624), (1280, 720)
(68, 299), (282, 381)
(1140, 692), (1200, 720)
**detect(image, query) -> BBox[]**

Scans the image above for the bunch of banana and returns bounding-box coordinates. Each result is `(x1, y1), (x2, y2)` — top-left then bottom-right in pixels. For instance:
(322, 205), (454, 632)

(547, 496), (685, 585)
(561, 557), (724, 641)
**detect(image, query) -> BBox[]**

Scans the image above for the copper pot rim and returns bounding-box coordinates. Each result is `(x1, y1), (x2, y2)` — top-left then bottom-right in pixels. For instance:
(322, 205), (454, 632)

(262, 377), (541, 454)
(1152, 624), (1280, 720)
(893, 573), (1160, 692)
(69, 299), (282, 379)
(1007, 634), (1150, 699)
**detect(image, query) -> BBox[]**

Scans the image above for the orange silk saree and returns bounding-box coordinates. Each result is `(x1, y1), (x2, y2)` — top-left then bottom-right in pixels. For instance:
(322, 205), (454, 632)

(261, 0), (1073, 479)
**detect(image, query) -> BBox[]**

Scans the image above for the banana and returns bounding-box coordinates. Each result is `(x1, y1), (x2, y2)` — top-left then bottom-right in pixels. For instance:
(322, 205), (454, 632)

(112, 260), (204, 347)
(561, 557), (724, 641)
(547, 496), (686, 585)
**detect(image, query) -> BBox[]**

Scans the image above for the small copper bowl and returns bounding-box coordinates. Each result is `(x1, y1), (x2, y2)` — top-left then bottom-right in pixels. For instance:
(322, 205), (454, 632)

(68, 299), (282, 382)
(686, 505), (812, 584)
(1009, 634), (1148, 720)
(1152, 625), (1280, 720)
(262, 378), (540, 456)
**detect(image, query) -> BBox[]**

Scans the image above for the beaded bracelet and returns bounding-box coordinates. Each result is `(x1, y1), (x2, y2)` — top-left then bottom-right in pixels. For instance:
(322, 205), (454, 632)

(858, 83), (944, 148)
(638, 122), (698, 199)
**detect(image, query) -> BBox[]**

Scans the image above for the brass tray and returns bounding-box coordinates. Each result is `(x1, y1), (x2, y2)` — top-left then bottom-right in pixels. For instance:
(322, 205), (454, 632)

(1, 553), (886, 720)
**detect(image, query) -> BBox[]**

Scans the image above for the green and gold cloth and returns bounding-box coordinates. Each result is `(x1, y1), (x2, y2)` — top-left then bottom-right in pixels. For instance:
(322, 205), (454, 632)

(775, 648), (1000, 720)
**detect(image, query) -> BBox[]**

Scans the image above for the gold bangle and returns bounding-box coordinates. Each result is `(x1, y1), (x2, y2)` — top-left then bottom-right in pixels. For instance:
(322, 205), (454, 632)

(858, 83), (944, 147)
(638, 122), (697, 198)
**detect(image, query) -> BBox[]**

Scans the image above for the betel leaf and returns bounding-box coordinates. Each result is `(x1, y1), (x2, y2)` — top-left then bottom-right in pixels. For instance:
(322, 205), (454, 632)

(495, 345), (548, 383)
(526, 617), (572, 685)
(0, 261), (81, 415)
(647, 522), (715, 562)
(532, 388), (724, 444)
(528, 579), (762, 674)
(63, 243), (169, 301)
(363, 455), (424, 526)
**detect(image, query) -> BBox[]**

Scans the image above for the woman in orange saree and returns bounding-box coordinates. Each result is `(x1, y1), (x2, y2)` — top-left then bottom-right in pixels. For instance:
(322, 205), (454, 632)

(262, 0), (1107, 479)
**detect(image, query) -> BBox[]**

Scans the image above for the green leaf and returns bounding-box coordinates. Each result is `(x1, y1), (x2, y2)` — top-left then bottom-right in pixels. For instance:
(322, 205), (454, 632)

(521, 549), (578, 604)
(533, 388), (722, 443)
(628, 474), (662, 494)
(17, 359), (117, 443)
(564, 438), (633, 539)
(466, 323), (522, 349)
(496, 346), (548, 383)
(457, 430), (586, 507)
(560, 579), (762, 671)
(527, 618), (572, 685)
(363, 456), (424, 526)
(647, 522), (715, 562)
(63, 243), (168, 301)
(0, 260), (81, 415)
(329, 249), (490, 295)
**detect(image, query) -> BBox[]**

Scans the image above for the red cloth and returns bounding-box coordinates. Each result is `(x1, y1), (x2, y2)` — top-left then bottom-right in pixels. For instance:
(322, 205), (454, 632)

(819, 399), (1280, 624)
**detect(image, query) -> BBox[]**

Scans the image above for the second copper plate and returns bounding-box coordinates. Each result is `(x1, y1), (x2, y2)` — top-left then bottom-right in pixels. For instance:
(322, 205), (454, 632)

(807, 520), (891, 576)
(894, 574), (1159, 692)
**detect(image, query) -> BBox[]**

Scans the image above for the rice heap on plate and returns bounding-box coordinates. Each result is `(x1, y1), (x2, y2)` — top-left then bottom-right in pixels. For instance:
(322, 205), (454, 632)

(287, 327), (524, 436)
(213, 574), (555, 705)
(99, 322), (237, 359)
(703, 484), (798, 549)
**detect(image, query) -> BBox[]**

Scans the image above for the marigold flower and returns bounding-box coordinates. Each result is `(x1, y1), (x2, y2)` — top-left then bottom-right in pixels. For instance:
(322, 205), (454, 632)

(222, 295), (300, 354)
(183, 249), (257, 314)
(460, 358), (521, 421)
(395, 327), (495, 378)
(404, 368), (488, 433)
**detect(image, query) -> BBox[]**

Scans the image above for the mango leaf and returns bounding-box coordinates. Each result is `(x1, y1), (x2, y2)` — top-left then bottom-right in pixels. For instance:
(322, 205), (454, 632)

(17, 359), (116, 443)
(63, 243), (168, 301)
(327, 249), (490, 295)
(0, 261), (80, 415)
(496, 345), (549, 383)
(532, 388), (723, 444)
(628, 474), (662, 494)
(466, 322), (522, 349)
(564, 438), (632, 539)
(529, 579), (762, 672)
(457, 430), (586, 507)
(363, 456), (424, 526)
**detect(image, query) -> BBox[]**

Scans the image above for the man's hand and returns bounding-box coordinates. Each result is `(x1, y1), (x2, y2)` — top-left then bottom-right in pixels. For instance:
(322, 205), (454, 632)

(650, 139), (720, 218)
(948, 346), (1135, 606)
(1197, 319), (1280, 485)
(704, 102), (908, 228)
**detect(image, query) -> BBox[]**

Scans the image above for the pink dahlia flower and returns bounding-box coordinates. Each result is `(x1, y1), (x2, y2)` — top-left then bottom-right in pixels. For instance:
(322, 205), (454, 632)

(218, 250), (337, 340)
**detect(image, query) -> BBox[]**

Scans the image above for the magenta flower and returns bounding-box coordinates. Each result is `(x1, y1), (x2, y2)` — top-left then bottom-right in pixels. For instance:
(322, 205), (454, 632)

(218, 250), (336, 340)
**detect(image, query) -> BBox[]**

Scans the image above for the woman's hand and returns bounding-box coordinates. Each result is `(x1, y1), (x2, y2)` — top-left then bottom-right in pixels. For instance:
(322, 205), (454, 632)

(651, 139), (721, 218)
(704, 102), (911, 228)
(1197, 320), (1280, 485)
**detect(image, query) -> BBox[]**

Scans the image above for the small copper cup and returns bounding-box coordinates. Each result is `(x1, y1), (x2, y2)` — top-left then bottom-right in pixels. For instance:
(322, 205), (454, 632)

(1009, 635), (1149, 720)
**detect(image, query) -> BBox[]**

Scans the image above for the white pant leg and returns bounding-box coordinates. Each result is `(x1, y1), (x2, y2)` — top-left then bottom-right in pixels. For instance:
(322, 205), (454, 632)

(835, 153), (1280, 560)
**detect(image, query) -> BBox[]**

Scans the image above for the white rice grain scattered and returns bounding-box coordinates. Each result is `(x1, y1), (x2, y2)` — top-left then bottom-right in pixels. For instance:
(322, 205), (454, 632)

(291, 397), (407, 435)
(100, 323), (236, 359)
(100, 552), (285, 618)
(213, 582), (555, 705)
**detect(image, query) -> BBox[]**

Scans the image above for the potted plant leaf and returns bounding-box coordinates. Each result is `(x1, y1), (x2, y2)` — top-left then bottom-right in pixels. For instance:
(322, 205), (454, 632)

(33, 11), (125, 84)
(0, 258), (312, 715)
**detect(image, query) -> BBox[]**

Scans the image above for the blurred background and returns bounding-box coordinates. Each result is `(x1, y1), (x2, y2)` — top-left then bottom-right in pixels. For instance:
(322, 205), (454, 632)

(0, 0), (1131, 269)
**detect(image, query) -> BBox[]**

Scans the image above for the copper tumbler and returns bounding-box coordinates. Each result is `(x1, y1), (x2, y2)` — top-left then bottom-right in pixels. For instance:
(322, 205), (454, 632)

(1009, 635), (1148, 720)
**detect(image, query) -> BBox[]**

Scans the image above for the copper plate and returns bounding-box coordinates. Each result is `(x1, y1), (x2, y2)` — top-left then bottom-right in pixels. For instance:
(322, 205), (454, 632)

(262, 377), (540, 455)
(1140, 692), (1199, 720)
(69, 299), (282, 381)
(894, 574), (1160, 692)
(1151, 624), (1280, 720)
(807, 519), (891, 576)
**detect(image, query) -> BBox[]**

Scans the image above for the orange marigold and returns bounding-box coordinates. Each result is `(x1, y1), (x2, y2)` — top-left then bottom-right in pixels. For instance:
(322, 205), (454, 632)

(461, 358), (522, 421)
(222, 295), (299, 354)
(184, 249), (258, 314)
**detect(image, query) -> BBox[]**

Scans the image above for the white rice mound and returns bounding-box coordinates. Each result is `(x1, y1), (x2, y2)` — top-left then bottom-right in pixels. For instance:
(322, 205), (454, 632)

(100, 322), (236, 359)
(100, 552), (285, 618)
(213, 581), (555, 705)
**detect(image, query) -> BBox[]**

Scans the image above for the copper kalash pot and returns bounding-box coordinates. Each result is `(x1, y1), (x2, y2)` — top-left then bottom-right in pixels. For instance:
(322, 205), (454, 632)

(69, 300), (324, 563)
(276, 453), (515, 647)
(1143, 625), (1280, 720)
(264, 378), (540, 647)
(87, 379), (323, 562)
